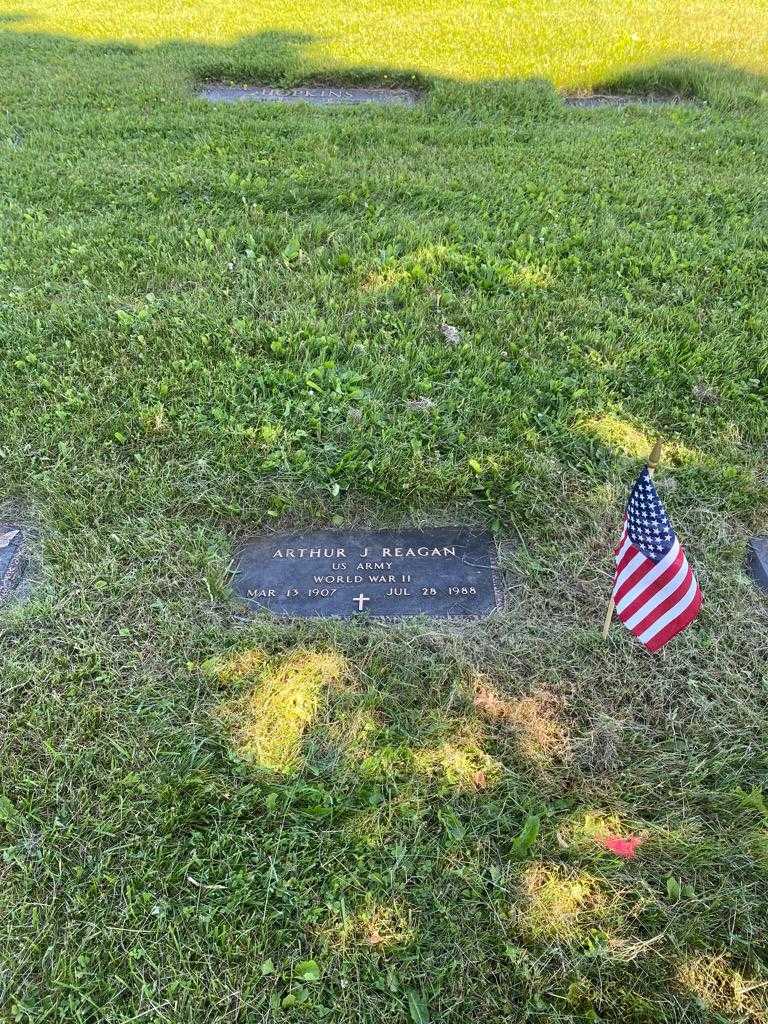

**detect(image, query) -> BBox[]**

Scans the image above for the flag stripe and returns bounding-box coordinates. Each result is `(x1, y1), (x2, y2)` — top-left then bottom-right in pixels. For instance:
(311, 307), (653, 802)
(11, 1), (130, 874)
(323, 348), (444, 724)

(637, 575), (700, 646)
(614, 537), (635, 572)
(613, 555), (655, 604)
(613, 525), (629, 558)
(644, 587), (703, 653)
(631, 560), (692, 631)
(614, 551), (647, 592)
(614, 535), (631, 562)
(619, 550), (688, 627)
(614, 539), (681, 612)
(625, 563), (693, 635)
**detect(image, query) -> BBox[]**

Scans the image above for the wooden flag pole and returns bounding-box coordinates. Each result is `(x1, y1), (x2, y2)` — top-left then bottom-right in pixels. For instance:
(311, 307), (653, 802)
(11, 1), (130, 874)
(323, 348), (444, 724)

(602, 439), (663, 639)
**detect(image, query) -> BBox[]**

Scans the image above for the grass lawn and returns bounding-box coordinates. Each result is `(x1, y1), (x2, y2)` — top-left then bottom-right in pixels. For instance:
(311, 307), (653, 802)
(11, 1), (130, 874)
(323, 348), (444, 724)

(2, 2), (768, 1021)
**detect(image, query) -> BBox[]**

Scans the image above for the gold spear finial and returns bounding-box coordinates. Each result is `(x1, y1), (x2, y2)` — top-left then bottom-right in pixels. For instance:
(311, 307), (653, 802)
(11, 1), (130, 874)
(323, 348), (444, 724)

(647, 439), (663, 473)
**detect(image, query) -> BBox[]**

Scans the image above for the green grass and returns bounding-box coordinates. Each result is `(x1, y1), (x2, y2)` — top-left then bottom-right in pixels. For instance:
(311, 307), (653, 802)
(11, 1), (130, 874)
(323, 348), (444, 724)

(3, 0), (768, 88)
(2, 3), (768, 1022)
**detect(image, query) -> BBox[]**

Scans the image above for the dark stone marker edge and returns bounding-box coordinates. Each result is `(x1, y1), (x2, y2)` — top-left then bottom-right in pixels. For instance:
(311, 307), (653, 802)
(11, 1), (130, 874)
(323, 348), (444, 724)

(746, 536), (768, 591)
(0, 526), (28, 603)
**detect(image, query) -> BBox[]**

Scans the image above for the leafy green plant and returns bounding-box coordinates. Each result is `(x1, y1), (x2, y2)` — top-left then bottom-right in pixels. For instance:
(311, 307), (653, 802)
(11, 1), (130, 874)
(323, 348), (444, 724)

(407, 991), (430, 1024)
(511, 814), (541, 859)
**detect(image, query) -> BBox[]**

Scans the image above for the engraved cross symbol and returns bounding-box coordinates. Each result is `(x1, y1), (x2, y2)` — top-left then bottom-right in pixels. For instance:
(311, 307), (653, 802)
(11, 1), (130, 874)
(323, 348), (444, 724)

(352, 593), (370, 612)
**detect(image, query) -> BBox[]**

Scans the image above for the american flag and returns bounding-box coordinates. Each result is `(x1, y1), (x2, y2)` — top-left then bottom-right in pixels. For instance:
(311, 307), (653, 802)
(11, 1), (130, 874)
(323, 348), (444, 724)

(611, 467), (702, 652)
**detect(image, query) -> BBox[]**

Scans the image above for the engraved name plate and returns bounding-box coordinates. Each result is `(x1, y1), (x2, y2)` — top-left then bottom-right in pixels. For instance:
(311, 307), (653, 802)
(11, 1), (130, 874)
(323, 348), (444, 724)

(232, 528), (500, 619)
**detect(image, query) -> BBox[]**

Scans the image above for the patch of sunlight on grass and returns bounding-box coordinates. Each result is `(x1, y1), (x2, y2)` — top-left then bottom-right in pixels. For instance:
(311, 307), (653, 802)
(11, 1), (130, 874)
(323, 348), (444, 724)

(357, 739), (499, 791)
(519, 864), (608, 943)
(678, 954), (768, 1021)
(359, 267), (411, 295)
(359, 245), (456, 296)
(556, 810), (631, 853)
(578, 415), (701, 466)
(3, 0), (768, 88)
(411, 739), (502, 792)
(579, 415), (656, 461)
(352, 717), (501, 792)
(318, 900), (416, 952)
(215, 649), (346, 773)
(202, 646), (268, 682)
(323, 707), (383, 765)
(360, 247), (551, 298)
(357, 745), (412, 782)
(471, 675), (570, 772)
(498, 263), (552, 289)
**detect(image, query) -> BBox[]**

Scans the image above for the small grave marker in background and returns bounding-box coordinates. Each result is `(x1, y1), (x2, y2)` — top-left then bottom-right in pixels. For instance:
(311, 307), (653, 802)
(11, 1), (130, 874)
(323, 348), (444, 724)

(232, 527), (500, 619)
(563, 92), (689, 108)
(197, 84), (420, 107)
(746, 536), (768, 591)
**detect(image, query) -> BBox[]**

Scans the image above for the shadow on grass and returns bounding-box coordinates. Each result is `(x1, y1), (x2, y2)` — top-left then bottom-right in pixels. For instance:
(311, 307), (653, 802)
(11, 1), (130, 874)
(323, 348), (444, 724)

(0, 21), (766, 114)
(597, 56), (768, 111)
